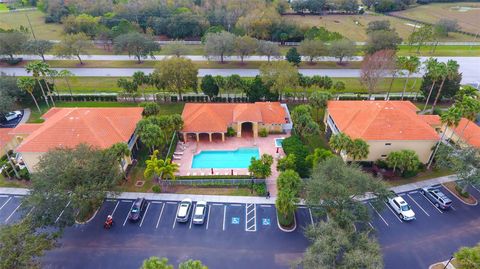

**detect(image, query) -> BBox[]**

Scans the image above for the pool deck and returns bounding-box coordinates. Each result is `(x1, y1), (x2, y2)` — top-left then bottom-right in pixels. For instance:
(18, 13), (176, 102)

(172, 133), (289, 196)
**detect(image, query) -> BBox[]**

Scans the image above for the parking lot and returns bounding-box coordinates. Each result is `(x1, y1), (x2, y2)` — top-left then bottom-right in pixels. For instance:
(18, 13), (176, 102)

(0, 195), (312, 269)
(369, 184), (480, 269)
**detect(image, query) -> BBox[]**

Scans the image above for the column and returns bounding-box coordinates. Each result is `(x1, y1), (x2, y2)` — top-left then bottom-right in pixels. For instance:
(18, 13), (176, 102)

(183, 132), (188, 143)
(237, 122), (242, 138)
(222, 133), (225, 142)
(253, 122), (258, 139)
(196, 133), (199, 142)
(209, 133), (212, 142)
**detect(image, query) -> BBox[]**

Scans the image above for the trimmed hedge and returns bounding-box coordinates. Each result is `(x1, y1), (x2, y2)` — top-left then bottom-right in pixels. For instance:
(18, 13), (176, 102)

(176, 175), (251, 180)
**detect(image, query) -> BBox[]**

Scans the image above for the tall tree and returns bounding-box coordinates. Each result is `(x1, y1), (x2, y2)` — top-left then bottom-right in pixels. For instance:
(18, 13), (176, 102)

(144, 150), (179, 181)
(17, 77), (41, 114)
(200, 75), (219, 101)
(153, 57), (198, 100)
(114, 32), (159, 63)
(329, 39), (356, 64)
(291, 105), (320, 140)
(360, 49), (395, 98)
(285, 47), (301, 66)
(117, 78), (139, 103)
(58, 69), (75, 100)
(298, 39), (326, 63)
(430, 60), (459, 113)
(23, 40), (53, 62)
(398, 56), (420, 100)
(422, 58), (443, 111)
(257, 40), (280, 62)
(309, 91), (332, 122)
(259, 61), (299, 101)
(457, 95), (480, 141)
(234, 35), (257, 63)
(248, 154), (274, 179)
(25, 61), (50, 107)
(107, 142), (131, 180)
(0, 220), (57, 269)
(365, 30), (402, 55)
(54, 33), (91, 64)
(23, 144), (122, 227)
(347, 138), (369, 161)
(132, 71), (151, 101)
(0, 30), (28, 60)
(204, 31), (236, 63)
(329, 132), (352, 154)
(163, 41), (190, 57)
(387, 150), (421, 175)
(277, 169), (302, 195)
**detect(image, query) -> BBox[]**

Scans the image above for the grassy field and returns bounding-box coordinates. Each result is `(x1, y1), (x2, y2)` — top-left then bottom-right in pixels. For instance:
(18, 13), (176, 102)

(0, 4), (9, 11)
(390, 2), (480, 35)
(283, 13), (473, 41)
(0, 10), (64, 40)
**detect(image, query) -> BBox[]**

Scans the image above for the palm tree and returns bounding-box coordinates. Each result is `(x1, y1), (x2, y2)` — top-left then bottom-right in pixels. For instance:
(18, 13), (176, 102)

(386, 56), (400, 100)
(275, 190), (298, 226)
(422, 58), (443, 112)
(456, 96), (480, 143)
(400, 56), (420, 100)
(329, 133), (352, 154)
(35, 61), (56, 106)
(17, 77), (41, 114)
(25, 61), (49, 107)
(144, 150), (179, 191)
(58, 69), (75, 100)
(427, 106), (462, 169)
(430, 60), (459, 113)
(132, 71), (150, 101)
(347, 138), (370, 161)
(108, 142), (131, 180)
(308, 91), (332, 122)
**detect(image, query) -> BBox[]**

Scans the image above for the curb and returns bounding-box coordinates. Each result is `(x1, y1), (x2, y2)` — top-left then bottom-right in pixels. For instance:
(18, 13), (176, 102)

(276, 209), (297, 233)
(442, 183), (478, 206)
(75, 208), (99, 225)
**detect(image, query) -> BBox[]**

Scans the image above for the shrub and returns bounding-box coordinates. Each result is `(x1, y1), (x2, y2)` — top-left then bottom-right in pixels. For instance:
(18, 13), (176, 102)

(18, 168), (30, 180)
(375, 159), (388, 169)
(140, 102), (160, 116)
(226, 127), (236, 137)
(259, 128), (268, 137)
(333, 81), (346, 91)
(282, 135), (310, 178)
(455, 184), (470, 198)
(253, 182), (267, 196)
(277, 209), (294, 227)
(152, 185), (162, 193)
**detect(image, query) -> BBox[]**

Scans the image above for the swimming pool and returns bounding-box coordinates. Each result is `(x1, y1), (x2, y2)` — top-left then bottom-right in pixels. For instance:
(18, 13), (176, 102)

(192, 147), (260, 168)
(274, 138), (285, 148)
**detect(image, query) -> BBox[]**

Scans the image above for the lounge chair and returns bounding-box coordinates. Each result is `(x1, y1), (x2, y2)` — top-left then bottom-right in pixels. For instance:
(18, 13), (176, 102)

(173, 155), (182, 160)
(186, 172), (191, 176)
(233, 172), (238, 176)
(201, 172), (205, 176)
(174, 151), (184, 155)
(215, 172), (219, 175)
(192, 172), (197, 176)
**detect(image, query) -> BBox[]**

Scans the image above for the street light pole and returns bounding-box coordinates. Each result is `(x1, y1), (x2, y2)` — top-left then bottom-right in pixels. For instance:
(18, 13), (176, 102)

(443, 255), (454, 269)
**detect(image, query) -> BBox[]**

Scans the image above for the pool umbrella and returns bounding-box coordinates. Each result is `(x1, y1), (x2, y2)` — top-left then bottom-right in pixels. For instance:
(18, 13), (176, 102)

(211, 168), (214, 175)
(231, 169), (233, 175)
(276, 147), (279, 153)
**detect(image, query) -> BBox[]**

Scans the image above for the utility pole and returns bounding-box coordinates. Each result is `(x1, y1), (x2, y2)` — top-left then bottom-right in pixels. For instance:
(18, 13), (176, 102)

(25, 13), (37, 40)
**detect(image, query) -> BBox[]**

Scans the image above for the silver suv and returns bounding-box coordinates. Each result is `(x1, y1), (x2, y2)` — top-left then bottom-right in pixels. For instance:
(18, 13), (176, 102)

(420, 187), (452, 210)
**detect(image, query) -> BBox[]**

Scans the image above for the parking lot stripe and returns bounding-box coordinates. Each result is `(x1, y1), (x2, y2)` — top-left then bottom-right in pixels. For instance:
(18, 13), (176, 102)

(368, 202), (389, 226)
(123, 202), (135, 226)
(419, 192), (444, 214)
(5, 202), (22, 223)
(384, 202), (403, 223)
(167, 202), (177, 204)
(407, 194), (430, 217)
(121, 200), (131, 203)
(139, 202), (151, 227)
(55, 200), (71, 223)
(13, 195), (23, 198)
(471, 184), (480, 194)
(260, 205), (271, 208)
(222, 205), (226, 231)
(368, 222), (374, 229)
(212, 203), (222, 206)
(0, 197), (12, 211)
(156, 203), (165, 229)
(409, 191), (418, 194)
(172, 209), (177, 229)
(0, 195), (8, 198)
(189, 204), (196, 229)
(206, 205), (211, 230)
(26, 206), (35, 218)
(308, 208), (314, 225)
(151, 201), (162, 204)
(231, 204), (241, 207)
(111, 201), (120, 217)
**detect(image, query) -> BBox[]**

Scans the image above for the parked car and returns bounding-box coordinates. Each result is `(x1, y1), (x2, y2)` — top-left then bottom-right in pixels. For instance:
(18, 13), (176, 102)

(3, 111), (22, 122)
(176, 198), (192, 223)
(193, 201), (207, 225)
(388, 195), (416, 221)
(128, 198), (148, 222)
(420, 186), (452, 210)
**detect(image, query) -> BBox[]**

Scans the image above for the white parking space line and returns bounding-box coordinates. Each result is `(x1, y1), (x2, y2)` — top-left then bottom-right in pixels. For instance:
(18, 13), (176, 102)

(368, 222), (374, 229)
(0, 195), (8, 198)
(368, 202), (389, 226)
(419, 193), (444, 214)
(206, 205), (211, 230)
(409, 191), (418, 194)
(308, 208), (314, 225)
(55, 200), (71, 223)
(26, 206), (35, 218)
(139, 202), (151, 227)
(13, 195), (22, 198)
(123, 202), (135, 226)
(189, 204), (196, 229)
(106, 199), (115, 202)
(451, 205), (457, 211)
(213, 203), (223, 206)
(222, 205), (226, 231)
(167, 202), (177, 204)
(121, 200), (131, 203)
(111, 201), (120, 217)
(407, 194), (430, 217)
(230, 204), (241, 207)
(471, 184), (480, 194)
(156, 203), (165, 229)
(260, 205), (271, 208)
(384, 202), (403, 223)
(5, 202), (22, 223)
(151, 201), (162, 204)
(0, 197), (12, 211)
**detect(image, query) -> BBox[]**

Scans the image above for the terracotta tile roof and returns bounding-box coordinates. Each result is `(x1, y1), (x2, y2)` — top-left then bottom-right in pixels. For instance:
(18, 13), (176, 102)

(327, 101), (439, 141)
(453, 118), (480, 148)
(0, 128), (14, 148)
(182, 102), (286, 133)
(9, 124), (42, 135)
(419, 115), (441, 127)
(16, 107), (143, 153)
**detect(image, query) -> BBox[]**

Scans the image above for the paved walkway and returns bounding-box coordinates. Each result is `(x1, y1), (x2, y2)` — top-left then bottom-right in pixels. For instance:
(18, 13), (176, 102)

(0, 174), (457, 204)
(20, 108), (31, 124)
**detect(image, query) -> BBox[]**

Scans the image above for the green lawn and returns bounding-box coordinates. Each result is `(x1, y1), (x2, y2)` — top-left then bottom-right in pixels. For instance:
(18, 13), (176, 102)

(387, 168), (453, 187)
(397, 45), (480, 57)
(0, 10), (64, 40)
(0, 4), (9, 11)
(0, 174), (28, 188)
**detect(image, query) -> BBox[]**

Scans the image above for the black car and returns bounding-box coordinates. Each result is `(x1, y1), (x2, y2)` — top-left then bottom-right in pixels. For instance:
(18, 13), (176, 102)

(128, 198), (148, 222)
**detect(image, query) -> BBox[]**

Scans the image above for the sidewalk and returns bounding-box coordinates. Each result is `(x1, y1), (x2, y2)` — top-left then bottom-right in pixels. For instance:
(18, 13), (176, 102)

(0, 174), (457, 203)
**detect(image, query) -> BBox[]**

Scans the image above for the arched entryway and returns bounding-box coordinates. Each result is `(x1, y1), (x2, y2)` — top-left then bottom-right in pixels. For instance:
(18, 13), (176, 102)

(198, 133), (210, 142)
(241, 122), (253, 138)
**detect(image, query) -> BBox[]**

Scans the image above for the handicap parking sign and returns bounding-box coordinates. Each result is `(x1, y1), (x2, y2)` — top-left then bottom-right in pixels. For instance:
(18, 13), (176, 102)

(262, 218), (271, 226)
(231, 217), (240, 224)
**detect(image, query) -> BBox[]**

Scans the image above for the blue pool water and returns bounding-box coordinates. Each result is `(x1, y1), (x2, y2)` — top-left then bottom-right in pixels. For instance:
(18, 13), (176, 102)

(192, 147), (260, 168)
(275, 138), (285, 148)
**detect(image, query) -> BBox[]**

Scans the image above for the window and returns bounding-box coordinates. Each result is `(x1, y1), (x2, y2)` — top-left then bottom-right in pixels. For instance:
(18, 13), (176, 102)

(381, 155), (387, 158)
(385, 143), (391, 146)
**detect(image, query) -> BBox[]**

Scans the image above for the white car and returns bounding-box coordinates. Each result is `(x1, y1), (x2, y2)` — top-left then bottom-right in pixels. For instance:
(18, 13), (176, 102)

(193, 201), (207, 225)
(176, 198), (192, 223)
(388, 196), (416, 221)
(4, 111), (22, 121)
